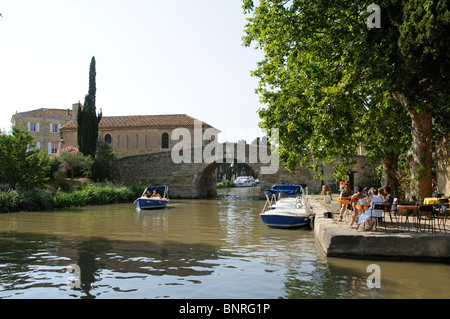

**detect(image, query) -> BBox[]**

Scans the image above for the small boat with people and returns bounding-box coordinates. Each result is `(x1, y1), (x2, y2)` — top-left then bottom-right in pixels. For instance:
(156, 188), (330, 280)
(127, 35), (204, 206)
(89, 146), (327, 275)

(135, 185), (169, 209)
(260, 183), (314, 228)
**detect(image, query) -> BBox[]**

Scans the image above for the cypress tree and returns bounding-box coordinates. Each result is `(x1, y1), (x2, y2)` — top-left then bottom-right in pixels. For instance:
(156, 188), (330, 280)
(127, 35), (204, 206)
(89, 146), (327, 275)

(77, 56), (102, 157)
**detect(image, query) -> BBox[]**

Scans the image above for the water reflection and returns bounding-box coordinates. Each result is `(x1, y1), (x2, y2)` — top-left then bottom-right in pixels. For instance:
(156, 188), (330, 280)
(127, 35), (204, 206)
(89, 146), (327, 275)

(0, 187), (449, 299)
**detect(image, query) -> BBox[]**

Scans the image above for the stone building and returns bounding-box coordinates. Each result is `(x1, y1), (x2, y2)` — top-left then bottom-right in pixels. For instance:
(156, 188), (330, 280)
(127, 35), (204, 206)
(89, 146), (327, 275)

(11, 107), (74, 155)
(59, 104), (220, 158)
(12, 103), (220, 158)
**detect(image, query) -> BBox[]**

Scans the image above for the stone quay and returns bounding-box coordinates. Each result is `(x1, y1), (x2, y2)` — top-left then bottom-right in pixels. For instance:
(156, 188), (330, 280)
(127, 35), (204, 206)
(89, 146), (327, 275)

(310, 195), (450, 262)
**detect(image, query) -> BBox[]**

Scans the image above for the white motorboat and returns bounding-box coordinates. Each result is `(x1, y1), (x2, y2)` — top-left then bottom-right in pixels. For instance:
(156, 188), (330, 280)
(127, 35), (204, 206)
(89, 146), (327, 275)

(232, 176), (256, 187)
(135, 185), (169, 209)
(260, 183), (314, 228)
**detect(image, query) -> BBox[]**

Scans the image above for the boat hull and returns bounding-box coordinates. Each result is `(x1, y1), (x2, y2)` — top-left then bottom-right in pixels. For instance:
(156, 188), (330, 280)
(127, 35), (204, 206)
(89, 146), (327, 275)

(136, 197), (168, 209)
(260, 212), (311, 228)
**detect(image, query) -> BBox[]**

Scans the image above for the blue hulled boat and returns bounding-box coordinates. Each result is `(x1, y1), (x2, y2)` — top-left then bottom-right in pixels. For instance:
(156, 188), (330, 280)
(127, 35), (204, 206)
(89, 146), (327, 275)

(260, 183), (313, 228)
(135, 185), (169, 209)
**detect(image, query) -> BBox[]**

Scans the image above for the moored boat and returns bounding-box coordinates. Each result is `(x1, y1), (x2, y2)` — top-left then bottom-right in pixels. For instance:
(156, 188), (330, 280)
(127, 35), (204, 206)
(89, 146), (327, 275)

(135, 185), (169, 209)
(260, 183), (313, 228)
(232, 176), (256, 187)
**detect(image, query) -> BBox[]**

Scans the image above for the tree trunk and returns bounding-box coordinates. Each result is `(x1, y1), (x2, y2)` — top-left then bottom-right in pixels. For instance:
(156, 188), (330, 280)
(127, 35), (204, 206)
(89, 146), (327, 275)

(392, 92), (433, 203)
(406, 107), (433, 203)
(381, 151), (399, 195)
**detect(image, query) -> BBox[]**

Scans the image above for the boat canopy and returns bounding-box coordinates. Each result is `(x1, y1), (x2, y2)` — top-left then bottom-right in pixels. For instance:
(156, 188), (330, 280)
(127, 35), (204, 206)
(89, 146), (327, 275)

(265, 183), (307, 195)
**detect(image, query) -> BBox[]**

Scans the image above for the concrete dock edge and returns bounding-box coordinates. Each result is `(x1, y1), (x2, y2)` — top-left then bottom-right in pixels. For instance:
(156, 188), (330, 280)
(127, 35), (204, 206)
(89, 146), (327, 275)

(310, 197), (450, 262)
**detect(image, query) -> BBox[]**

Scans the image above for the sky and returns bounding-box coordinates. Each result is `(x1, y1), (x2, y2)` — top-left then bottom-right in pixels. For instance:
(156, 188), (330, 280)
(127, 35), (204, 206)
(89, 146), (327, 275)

(0, 0), (265, 143)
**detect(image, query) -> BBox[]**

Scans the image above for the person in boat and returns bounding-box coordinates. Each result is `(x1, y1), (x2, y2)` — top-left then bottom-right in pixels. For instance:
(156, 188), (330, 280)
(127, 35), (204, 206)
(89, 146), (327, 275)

(338, 184), (353, 222)
(145, 190), (152, 197)
(151, 190), (161, 199)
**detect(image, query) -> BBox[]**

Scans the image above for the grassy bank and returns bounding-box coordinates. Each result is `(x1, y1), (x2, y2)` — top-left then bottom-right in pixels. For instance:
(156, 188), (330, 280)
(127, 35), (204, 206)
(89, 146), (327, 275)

(0, 182), (144, 213)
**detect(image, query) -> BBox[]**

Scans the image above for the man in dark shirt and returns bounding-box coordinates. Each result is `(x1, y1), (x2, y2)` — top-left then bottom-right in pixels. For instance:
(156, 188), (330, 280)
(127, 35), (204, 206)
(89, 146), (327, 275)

(384, 186), (394, 210)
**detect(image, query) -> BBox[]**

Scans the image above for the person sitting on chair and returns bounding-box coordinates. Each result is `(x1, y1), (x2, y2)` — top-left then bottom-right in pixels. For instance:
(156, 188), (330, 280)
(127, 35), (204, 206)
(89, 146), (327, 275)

(356, 188), (384, 231)
(338, 184), (353, 222)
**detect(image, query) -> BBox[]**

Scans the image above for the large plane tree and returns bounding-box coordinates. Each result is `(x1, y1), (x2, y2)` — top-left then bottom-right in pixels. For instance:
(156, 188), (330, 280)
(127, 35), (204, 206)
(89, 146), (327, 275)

(242, 0), (449, 201)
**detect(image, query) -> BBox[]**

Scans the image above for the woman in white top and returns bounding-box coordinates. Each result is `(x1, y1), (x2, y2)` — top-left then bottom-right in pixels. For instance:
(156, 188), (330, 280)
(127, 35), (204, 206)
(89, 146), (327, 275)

(356, 188), (384, 230)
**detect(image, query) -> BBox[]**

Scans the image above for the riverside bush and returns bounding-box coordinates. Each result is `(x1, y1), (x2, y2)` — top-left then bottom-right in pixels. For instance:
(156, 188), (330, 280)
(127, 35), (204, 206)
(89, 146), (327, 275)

(0, 183), (144, 213)
(217, 179), (232, 189)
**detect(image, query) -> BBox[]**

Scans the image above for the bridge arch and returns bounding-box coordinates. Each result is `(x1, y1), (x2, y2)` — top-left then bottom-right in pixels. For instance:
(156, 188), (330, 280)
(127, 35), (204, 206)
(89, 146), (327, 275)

(195, 160), (261, 199)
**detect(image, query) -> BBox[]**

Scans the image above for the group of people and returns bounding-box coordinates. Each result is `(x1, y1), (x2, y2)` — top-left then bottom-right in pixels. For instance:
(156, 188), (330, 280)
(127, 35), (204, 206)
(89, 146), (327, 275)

(145, 189), (162, 199)
(338, 184), (394, 231)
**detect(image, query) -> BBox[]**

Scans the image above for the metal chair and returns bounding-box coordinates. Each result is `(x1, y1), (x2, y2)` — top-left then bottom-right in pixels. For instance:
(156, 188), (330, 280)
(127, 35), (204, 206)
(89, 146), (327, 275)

(418, 205), (435, 233)
(436, 198), (449, 233)
(397, 201), (416, 231)
(383, 198), (400, 231)
(371, 204), (386, 231)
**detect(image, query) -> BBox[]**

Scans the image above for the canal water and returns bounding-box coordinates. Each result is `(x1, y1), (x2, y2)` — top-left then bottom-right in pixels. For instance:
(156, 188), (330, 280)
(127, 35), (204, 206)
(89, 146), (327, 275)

(0, 187), (448, 299)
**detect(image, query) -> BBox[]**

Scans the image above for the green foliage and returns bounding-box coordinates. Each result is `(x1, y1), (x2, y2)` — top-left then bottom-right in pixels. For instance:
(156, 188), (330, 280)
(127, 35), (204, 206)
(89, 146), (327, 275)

(0, 182), (143, 213)
(77, 56), (102, 157)
(0, 126), (50, 189)
(53, 168), (72, 191)
(50, 146), (93, 179)
(217, 179), (232, 189)
(242, 0), (449, 192)
(91, 140), (118, 182)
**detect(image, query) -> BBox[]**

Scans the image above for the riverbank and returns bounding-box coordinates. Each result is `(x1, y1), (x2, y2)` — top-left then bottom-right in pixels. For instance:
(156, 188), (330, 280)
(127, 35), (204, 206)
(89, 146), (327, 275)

(309, 195), (450, 262)
(0, 182), (143, 213)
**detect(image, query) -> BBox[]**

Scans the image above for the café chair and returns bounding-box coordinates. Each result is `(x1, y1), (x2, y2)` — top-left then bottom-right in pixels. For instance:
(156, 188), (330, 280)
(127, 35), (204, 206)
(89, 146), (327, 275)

(397, 201), (417, 231)
(383, 198), (400, 231)
(371, 204), (386, 231)
(436, 198), (449, 233)
(418, 205), (435, 233)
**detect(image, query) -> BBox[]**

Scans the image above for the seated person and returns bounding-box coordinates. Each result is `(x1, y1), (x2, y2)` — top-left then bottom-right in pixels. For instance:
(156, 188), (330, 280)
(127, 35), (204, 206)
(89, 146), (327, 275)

(356, 188), (384, 231)
(349, 186), (365, 228)
(384, 186), (394, 211)
(338, 184), (353, 222)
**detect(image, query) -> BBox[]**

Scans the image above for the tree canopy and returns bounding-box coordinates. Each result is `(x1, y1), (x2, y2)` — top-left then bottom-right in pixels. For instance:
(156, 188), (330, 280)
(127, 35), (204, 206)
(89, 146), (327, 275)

(242, 0), (449, 201)
(0, 126), (50, 189)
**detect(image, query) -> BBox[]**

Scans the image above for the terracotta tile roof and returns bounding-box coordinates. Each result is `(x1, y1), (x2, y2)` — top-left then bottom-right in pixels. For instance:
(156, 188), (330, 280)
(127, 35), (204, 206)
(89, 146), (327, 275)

(60, 114), (218, 131)
(13, 108), (72, 118)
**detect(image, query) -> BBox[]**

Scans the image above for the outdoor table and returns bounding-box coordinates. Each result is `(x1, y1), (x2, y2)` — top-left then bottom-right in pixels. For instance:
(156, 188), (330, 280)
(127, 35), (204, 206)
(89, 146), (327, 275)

(423, 198), (439, 205)
(338, 198), (352, 222)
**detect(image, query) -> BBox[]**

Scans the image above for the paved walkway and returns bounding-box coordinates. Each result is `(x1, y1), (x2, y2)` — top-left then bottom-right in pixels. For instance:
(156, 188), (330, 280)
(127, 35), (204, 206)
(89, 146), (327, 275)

(309, 195), (450, 261)
(311, 195), (449, 234)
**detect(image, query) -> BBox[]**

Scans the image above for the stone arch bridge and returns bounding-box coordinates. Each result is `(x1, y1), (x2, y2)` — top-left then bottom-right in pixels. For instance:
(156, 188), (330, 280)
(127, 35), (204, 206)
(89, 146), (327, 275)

(116, 142), (373, 198)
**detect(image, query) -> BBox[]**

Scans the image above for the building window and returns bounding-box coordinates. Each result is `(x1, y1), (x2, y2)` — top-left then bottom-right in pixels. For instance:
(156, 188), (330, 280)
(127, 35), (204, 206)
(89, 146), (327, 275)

(50, 123), (59, 133)
(28, 122), (39, 132)
(104, 134), (112, 144)
(161, 132), (169, 149)
(48, 142), (58, 155)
